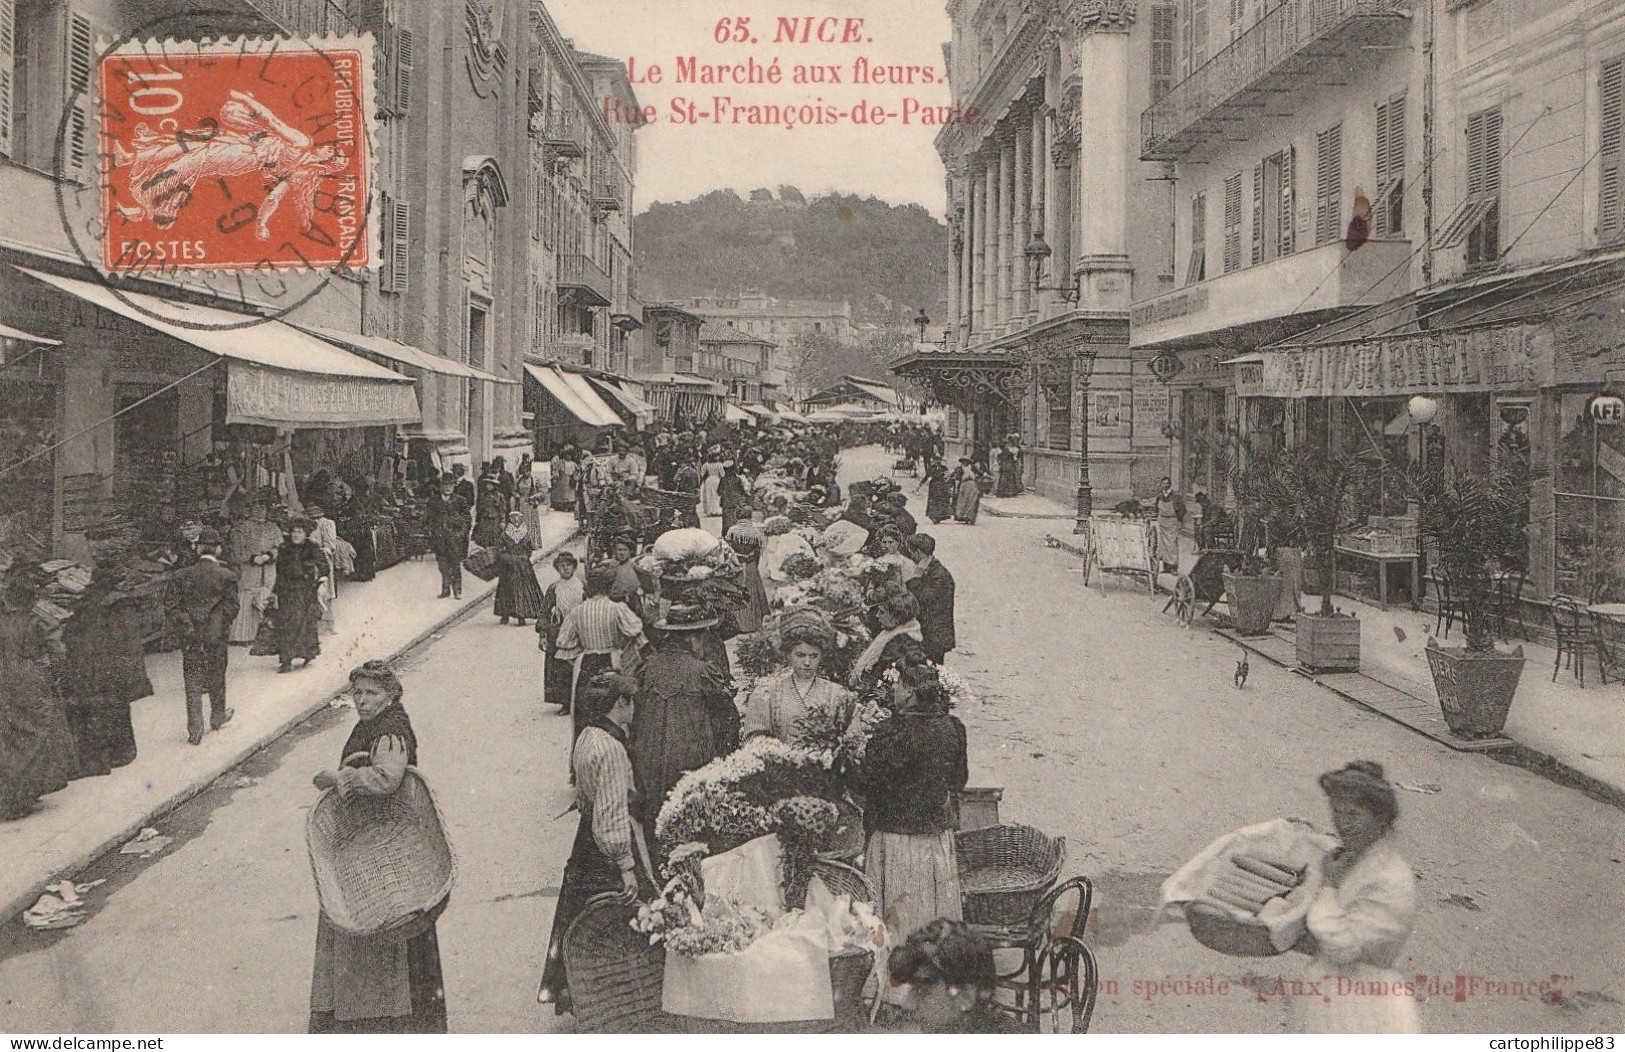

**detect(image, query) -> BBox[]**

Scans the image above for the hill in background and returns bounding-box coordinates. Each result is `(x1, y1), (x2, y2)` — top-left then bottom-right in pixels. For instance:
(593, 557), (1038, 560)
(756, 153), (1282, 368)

(632, 187), (951, 328)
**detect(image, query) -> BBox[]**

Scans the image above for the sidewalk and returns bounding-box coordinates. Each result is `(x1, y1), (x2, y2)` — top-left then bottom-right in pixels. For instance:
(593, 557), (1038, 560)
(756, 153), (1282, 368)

(0, 512), (580, 925)
(1019, 485), (1625, 806)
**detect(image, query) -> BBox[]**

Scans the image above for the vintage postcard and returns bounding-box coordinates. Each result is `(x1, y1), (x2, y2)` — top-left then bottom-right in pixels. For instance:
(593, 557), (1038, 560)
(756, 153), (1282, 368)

(0, 0), (1622, 1042)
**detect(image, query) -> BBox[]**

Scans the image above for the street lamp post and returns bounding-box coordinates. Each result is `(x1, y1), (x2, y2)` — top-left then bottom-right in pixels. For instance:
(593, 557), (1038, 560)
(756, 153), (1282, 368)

(1024, 236), (1092, 533)
(914, 308), (931, 344)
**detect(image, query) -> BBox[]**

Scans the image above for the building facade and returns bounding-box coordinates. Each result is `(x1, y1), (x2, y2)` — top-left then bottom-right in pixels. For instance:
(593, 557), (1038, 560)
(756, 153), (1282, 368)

(697, 320), (777, 405)
(690, 291), (858, 346)
(895, 0), (1175, 515)
(522, 6), (648, 453)
(1130, 0), (1625, 602)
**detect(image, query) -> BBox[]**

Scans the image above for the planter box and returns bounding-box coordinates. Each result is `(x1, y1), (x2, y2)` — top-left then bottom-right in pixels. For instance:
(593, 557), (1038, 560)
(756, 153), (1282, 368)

(1296, 612), (1360, 672)
(1425, 640), (1525, 739)
(1224, 572), (1282, 636)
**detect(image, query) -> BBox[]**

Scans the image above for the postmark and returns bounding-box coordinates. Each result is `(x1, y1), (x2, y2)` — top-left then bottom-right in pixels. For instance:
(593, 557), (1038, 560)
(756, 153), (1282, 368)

(98, 36), (374, 274)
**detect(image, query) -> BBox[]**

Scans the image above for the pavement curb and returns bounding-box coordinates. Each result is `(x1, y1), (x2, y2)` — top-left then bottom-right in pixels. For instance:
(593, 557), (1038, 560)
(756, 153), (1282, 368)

(5, 529), (581, 926)
(1222, 621), (1625, 812)
(985, 504), (1076, 521)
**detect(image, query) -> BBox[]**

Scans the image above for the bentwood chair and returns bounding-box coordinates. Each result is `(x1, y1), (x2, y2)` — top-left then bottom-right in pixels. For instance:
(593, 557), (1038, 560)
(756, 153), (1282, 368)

(1430, 570), (1468, 640)
(1549, 595), (1607, 687)
(1487, 570), (1530, 642)
(982, 875), (1100, 1034)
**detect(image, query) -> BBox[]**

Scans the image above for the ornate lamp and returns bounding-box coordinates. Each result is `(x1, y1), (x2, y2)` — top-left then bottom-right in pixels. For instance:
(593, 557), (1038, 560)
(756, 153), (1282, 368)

(1024, 235), (1080, 303)
(914, 307), (931, 343)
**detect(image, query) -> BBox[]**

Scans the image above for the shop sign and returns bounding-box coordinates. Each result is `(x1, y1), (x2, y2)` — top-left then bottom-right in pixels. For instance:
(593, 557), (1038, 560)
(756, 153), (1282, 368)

(1148, 352), (1184, 383)
(1132, 376), (1171, 447)
(1131, 287), (1210, 328)
(1254, 325), (1545, 398)
(1590, 395), (1625, 424)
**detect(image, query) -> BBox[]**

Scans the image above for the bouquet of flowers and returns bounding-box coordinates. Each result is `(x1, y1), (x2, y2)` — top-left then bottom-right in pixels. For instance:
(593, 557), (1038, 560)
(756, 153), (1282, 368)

(633, 848), (775, 958)
(779, 550), (822, 581)
(772, 796), (840, 910)
(655, 736), (849, 853)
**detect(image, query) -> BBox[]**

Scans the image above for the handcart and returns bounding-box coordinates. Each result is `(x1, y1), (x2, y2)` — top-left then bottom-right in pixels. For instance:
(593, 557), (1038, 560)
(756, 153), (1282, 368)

(891, 456), (918, 478)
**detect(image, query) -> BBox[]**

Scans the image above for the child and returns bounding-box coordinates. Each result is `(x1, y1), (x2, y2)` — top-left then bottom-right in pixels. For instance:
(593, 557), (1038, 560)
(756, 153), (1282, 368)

(536, 551), (586, 712)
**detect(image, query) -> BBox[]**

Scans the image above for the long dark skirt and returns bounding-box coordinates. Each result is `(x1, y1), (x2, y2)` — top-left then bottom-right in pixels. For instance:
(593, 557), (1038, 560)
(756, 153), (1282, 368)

(275, 583), (322, 662)
(494, 559), (545, 619)
(309, 918), (447, 1033)
(472, 514), (503, 549)
(543, 653), (574, 710)
(0, 648), (77, 820)
(344, 524), (377, 582)
(926, 479), (954, 524)
(538, 811), (625, 1013)
(64, 696), (139, 777)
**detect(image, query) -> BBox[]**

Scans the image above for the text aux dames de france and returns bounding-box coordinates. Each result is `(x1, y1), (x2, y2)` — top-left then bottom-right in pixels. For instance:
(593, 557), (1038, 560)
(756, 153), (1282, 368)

(607, 16), (984, 130)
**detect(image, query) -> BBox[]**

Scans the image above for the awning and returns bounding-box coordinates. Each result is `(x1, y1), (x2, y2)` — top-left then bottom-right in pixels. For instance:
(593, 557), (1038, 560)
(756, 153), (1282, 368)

(295, 324), (518, 384)
(0, 322), (59, 346)
(524, 363), (621, 428)
(741, 402), (776, 419)
(587, 375), (656, 424)
(1220, 352), (1264, 365)
(17, 268), (419, 428)
(642, 372), (726, 392)
(776, 409), (807, 423)
(723, 403), (752, 423)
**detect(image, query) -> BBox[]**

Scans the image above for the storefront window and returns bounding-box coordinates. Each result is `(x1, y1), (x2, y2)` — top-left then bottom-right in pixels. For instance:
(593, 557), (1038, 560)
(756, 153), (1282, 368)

(1181, 388), (1225, 498)
(0, 381), (57, 560)
(1555, 393), (1625, 600)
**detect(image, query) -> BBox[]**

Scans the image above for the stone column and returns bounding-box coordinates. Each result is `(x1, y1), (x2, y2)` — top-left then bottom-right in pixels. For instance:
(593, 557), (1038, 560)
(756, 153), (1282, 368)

(998, 138), (1015, 330)
(961, 176), (976, 339)
(948, 174), (962, 337)
(983, 159), (999, 335)
(1014, 109), (1032, 322)
(970, 168), (986, 335)
(1072, 1), (1135, 312)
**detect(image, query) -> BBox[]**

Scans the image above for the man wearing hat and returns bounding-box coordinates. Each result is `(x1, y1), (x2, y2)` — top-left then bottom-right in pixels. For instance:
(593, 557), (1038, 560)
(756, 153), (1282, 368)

(630, 605), (737, 852)
(167, 527), (238, 745)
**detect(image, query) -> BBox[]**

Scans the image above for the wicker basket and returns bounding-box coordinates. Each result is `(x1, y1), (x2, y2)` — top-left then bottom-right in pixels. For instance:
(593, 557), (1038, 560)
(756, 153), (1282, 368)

(1185, 901), (1284, 957)
(956, 824), (1066, 928)
(565, 894), (683, 1033)
(305, 769), (455, 940)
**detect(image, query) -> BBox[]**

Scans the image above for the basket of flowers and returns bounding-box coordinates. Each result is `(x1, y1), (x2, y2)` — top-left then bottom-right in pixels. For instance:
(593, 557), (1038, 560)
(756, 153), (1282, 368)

(633, 528), (746, 608)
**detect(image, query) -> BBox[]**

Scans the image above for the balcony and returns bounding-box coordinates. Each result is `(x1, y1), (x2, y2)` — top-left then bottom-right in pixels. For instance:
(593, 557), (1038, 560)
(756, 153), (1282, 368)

(612, 293), (645, 331)
(593, 180), (623, 213)
(530, 102), (586, 159)
(557, 254), (612, 307)
(1141, 0), (1411, 162)
(1129, 237), (1412, 347)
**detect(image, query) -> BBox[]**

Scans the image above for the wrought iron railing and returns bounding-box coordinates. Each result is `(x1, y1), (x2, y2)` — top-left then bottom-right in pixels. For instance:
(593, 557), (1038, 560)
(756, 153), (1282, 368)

(1142, 0), (1410, 160)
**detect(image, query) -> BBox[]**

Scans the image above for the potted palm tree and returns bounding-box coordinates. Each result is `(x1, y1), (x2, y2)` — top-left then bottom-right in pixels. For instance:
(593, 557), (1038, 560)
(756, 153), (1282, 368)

(1247, 444), (1363, 671)
(1408, 459), (1528, 737)
(1224, 449), (1283, 637)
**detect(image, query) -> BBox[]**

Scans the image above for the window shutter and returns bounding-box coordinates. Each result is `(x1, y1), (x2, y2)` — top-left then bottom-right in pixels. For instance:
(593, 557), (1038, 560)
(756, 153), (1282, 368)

(391, 197), (410, 292)
(1187, 191), (1207, 284)
(1465, 106), (1503, 264)
(1279, 145), (1296, 255)
(1192, 0), (1208, 69)
(1315, 123), (1342, 246)
(0, 0), (12, 157)
(1375, 96), (1406, 236)
(1601, 58), (1623, 242)
(1223, 172), (1243, 273)
(1251, 162), (1265, 265)
(378, 192), (396, 291)
(67, 11), (92, 94)
(1151, 5), (1176, 103)
(67, 10), (93, 175)
(393, 27), (413, 115)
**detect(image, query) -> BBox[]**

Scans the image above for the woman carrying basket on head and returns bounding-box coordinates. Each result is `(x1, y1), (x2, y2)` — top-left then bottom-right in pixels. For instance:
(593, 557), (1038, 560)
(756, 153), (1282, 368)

(308, 661), (447, 1033)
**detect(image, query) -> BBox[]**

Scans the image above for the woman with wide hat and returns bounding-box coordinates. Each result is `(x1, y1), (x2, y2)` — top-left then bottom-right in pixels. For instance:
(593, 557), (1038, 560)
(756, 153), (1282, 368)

(629, 605), (739, 850)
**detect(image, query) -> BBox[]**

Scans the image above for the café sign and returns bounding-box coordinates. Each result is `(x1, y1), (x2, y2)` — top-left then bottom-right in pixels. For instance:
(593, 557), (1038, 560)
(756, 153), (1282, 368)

(1243, 325), (1547, 398)
(1591, 395), (1625, 424)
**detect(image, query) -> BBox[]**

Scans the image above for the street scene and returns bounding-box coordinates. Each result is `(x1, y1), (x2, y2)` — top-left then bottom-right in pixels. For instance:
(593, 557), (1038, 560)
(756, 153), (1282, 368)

(2, 0), (1625, 1039)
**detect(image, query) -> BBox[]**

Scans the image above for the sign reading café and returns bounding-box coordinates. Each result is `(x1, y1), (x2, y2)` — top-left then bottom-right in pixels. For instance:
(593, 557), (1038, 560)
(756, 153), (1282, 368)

(1243, 325), (1549, 398)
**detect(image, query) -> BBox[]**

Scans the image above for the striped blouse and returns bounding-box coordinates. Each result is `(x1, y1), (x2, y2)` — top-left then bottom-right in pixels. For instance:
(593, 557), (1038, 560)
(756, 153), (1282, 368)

(556, 595), (645, 661)
(573, 726), (636, 870)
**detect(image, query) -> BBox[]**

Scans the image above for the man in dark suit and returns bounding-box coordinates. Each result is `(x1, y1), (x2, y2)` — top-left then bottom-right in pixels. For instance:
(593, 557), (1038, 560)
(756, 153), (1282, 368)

(450, 462), (476, 509)
(426, 478), (472, 599)
(168, 527), (239, 745)
(905, 533), (957, 665)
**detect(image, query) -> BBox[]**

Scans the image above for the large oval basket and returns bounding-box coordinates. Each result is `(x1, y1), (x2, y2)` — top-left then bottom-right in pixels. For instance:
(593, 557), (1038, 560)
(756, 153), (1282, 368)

(306, 768), (455, 939)
(1185, 902), (1285, 957)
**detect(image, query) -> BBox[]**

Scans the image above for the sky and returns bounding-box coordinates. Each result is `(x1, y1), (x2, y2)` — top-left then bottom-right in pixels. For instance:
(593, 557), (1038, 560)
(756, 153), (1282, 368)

(543, 0), (956, 216)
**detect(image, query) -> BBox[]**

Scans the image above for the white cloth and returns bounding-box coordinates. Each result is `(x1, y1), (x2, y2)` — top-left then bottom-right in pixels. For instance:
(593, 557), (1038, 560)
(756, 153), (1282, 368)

(699, 835), (783, 917)
(1295, 836), (1420, 1033)
(1160, 817), (1336, 951)
(848, 620), (923, 686)
(760, 533), (814, 587)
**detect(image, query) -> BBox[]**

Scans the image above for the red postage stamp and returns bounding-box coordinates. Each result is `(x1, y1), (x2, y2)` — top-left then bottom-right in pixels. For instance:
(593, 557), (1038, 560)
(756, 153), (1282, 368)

(98, 38), (373, 273)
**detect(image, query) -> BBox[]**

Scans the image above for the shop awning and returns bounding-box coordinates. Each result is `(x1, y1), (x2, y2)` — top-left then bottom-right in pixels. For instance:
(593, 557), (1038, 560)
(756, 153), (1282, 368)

(587, 375), (656, 424)
(0, 322), (59, 346)
(741, 402), (775, 419)
(1220, 352), (1264, 365)
(523, 363), (621, 428)
(17, 268), (419, 428)
(723, 403), (752, 423)
(294, 325), (518, 384)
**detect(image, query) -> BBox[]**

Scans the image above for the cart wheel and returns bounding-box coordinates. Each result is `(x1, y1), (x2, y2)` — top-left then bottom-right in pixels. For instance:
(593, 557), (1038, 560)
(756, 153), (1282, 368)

(1173, 575), (1196, 626)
